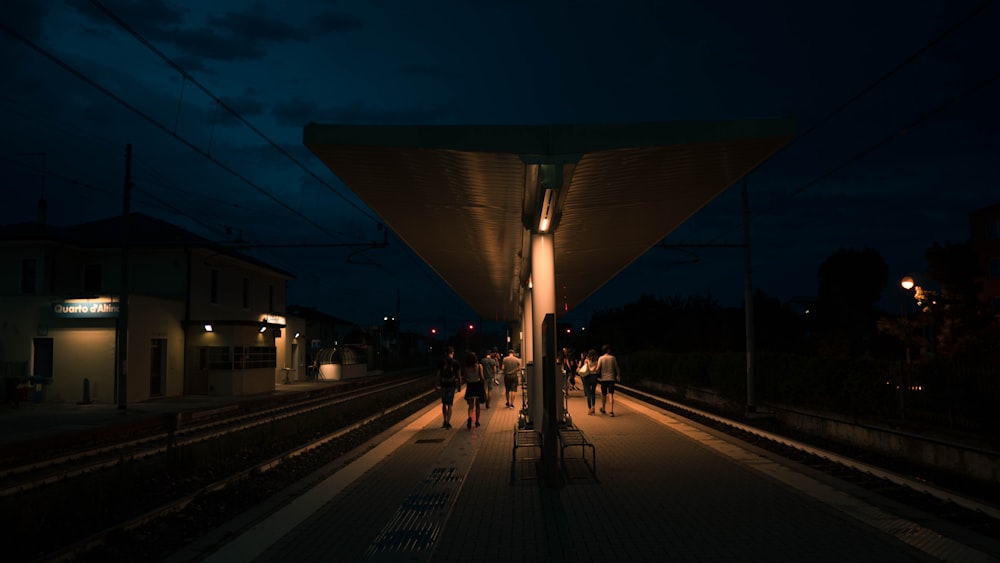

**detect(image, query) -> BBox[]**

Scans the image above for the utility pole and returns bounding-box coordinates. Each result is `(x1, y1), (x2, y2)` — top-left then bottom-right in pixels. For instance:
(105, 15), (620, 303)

(656, 179), (758, 413)
(743, 179), (757, 413)
(117, 144), (132, 411)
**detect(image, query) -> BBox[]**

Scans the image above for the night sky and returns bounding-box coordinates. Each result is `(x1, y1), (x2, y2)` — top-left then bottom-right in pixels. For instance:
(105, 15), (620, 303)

(2, 0), (998, 333)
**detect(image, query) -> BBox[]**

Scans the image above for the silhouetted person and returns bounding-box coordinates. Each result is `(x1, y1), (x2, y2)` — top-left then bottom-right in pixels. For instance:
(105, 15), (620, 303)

(463, 351), (486, 428)
(597, 344), (621, 416)
(436, 346), (462, 428)
(581, 349), (600, 414)
(502, 349), (520, 408)
(482, 349), (498, 408)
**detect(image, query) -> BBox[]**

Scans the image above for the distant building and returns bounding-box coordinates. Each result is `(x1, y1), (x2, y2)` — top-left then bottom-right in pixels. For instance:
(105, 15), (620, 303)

(968, 203), (1000, 316)
(284, 304), (361, 371)
(0, 211), (300, 404)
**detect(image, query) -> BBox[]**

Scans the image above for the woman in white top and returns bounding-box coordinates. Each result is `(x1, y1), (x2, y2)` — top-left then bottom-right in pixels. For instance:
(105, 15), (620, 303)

(580, 349), (600, 415)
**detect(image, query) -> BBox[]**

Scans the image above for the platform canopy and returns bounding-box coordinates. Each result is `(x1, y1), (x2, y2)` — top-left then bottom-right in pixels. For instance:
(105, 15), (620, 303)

(304, 120), (795, 323)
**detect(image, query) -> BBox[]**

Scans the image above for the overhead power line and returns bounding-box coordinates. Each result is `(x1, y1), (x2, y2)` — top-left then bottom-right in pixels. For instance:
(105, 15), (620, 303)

(0, 20), (354, 245)
(704, 0), (999, 245)
(86, 0), (380, 227)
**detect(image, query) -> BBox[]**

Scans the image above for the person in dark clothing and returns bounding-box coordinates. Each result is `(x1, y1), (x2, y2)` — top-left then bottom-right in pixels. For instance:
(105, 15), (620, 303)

(436, 346), (462, 429)
(463, 351), (486, 428)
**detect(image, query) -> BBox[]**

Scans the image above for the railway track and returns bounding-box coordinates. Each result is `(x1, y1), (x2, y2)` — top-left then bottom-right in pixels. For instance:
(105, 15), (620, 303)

(620, 384), (1000, 541)
(1, 374), (437, 562)
(0, 375), (426, 498)
(7, 378), (1000, 561)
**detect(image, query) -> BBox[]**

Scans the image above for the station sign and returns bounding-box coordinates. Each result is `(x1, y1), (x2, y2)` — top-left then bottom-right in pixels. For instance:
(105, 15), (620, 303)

(52, 302), (120, 318)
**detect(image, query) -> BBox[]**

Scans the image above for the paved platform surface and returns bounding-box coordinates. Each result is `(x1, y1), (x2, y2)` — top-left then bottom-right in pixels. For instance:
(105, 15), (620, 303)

(164, 388), (1000, 562)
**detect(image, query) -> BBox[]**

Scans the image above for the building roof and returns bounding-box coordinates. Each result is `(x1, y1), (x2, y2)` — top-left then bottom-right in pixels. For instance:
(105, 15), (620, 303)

(304, 121), (795, 322)
(0, 212), (294, 278)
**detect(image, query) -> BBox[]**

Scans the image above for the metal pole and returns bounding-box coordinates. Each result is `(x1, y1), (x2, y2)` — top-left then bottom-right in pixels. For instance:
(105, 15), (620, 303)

(900, 293), (908, 422)
(742, 179), (757, 413)
(117, 144), (132, 410)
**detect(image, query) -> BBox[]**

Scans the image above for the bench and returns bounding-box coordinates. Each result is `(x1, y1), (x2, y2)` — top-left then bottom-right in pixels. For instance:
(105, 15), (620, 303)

(557, 428), (596, 480)
(511, 428), (542, 483)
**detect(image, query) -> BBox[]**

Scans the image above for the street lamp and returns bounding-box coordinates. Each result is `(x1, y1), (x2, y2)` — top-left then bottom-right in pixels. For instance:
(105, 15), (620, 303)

(899, 276), (915, 421)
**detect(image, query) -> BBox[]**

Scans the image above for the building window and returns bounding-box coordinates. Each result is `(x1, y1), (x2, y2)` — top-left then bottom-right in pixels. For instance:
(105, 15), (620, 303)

(242, 278), (250, 309)
(204, 346), (231, 369)
(83, 264), (102, 294)
(210, 269), (219, 304)
(21, 258), (37, 294)
(234, 346), (277, 369)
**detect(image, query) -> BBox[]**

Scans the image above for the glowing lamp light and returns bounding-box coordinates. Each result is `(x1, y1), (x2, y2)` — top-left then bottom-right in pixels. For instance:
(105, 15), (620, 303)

(204, 324), (213, 332)
(900, 276), (915, 290)
(259, 324), (268, 333)
(537, 188), (555, 232)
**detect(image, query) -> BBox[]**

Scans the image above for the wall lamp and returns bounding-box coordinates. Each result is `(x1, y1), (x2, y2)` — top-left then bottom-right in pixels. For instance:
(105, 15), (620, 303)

(259, 323), (268, 333)
(537, 188), (555, 233)
(294, 332), (301, 339)
(204, 324), (213, 332)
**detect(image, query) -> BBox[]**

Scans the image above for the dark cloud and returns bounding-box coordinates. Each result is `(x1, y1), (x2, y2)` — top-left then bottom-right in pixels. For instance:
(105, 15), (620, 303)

(3, 0), (997, 324)
(396, 63), (463, 79)
(271, 98), (321, 127)
(66, 0), (186, 29)
(308, 10), (365, 34)
(152, 26), (269, 62)
(207, 9), (308, 43)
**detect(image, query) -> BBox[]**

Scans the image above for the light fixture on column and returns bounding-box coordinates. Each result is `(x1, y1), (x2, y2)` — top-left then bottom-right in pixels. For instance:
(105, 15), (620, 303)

(204, 323), (213, 332)
(259, 323), (268, 333)
(537, 188), (555, 232)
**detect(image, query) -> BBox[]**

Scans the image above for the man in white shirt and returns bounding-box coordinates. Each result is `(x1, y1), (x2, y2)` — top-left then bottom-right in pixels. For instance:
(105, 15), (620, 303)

(596, 344), (621, 416)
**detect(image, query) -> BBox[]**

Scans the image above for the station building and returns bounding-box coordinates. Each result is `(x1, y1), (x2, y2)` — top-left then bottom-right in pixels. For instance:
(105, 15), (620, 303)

(0, 209), (305, 405)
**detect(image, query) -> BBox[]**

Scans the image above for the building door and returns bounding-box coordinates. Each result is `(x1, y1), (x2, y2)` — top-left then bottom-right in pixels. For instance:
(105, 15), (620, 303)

(185, 347), (210, 395)
(150, 338), (166, 396)
(32, 338), (53, 379)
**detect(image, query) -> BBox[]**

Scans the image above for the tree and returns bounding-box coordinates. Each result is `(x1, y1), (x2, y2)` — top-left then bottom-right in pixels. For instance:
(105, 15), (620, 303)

(923, 241), (993, 359)
(813, 247), (889, 356)
(752, 289), (806, 353)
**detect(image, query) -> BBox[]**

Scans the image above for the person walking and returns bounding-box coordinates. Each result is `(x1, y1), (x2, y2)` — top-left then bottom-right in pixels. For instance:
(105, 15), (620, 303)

(580, 349), (600, 415)
(481, 349), (498, 409)
(463, 351), (486, 428)
(597, 344), (622, 416)
(561, 347), (578, 391)
(436, 346), (462, 429)
(501, 349), (520, 409)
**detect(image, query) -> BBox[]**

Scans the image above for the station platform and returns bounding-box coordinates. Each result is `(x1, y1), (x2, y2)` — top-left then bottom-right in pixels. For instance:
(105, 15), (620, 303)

(164, 388), (999, 562)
